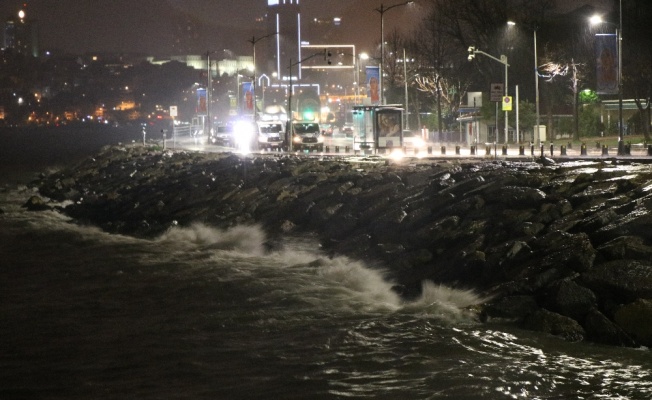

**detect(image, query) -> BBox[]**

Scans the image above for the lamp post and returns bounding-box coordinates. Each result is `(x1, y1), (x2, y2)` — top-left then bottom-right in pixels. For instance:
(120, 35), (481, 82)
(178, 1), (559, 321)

(403, 48), (409, 129)
(205, 50), (219, 138)
(534, 27), (541, 148)
(508, 21), (541, 147)
(468, 47), (509, 144)
(356, 52), (369, 104)
(617, 0), (624, 155)
(248, 32), (278, 120)
(375, 1), (413, 105)
(591, 1), (624, 155)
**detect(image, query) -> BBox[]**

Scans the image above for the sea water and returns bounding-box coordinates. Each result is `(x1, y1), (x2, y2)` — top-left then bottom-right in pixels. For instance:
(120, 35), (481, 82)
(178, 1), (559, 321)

(2, 185), (652, 399)
(1, 128), (651, 399)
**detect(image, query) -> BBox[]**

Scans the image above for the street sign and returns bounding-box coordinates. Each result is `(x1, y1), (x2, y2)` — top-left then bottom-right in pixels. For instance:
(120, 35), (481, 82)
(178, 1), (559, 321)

(502, 96), (512, 111)
(170, 106), (177, 117)
(490, 83), (503, 102)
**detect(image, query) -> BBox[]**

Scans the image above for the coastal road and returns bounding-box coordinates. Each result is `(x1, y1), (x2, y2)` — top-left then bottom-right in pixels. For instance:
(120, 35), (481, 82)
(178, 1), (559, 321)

(165, 130), (650, 160)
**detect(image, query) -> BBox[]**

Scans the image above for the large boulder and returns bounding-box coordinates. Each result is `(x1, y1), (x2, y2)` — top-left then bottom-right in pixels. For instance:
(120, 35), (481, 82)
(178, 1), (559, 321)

(580, 260), (652, 303)
(613, 299), (652, 347)
(543, 280), (597, 321)
(583, 308), (636, 347)
(521, 308), (586, 342)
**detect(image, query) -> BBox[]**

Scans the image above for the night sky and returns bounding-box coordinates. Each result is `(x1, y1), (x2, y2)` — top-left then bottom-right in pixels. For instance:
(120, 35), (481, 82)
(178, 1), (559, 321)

(1, 0), (610, 56)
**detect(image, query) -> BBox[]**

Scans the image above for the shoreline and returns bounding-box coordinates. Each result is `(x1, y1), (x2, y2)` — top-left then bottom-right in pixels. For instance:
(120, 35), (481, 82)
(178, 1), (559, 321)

(23, 143), (652, 348)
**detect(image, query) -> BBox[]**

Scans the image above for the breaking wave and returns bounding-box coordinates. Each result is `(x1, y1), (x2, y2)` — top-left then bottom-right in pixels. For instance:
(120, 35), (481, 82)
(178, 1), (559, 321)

(156, 222), (485, 321)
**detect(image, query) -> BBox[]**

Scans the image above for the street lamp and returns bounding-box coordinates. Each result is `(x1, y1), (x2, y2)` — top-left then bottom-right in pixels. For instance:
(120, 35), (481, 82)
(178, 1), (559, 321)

(508, 21), (541, 147)
(205, 50), (219, 137)
(375, 1), (413, 105)
(248, 32), (278, 120)
(468, 46), (509, 144)
(356, 52), (369, 104)
(590, 1), (624, 155)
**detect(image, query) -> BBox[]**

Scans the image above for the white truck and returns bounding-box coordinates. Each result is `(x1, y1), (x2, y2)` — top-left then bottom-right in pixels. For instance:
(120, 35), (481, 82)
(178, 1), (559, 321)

(291, 121), (323, 152)
(256, 121), (285, 150)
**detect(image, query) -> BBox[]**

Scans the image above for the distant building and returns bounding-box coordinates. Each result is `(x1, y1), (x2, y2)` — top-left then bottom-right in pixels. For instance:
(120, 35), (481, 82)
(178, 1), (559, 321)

(3, 9), (38, 57)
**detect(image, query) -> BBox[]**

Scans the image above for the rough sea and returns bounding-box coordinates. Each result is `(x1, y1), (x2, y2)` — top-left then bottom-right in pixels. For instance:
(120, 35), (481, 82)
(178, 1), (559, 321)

(2, 126), (651, 399)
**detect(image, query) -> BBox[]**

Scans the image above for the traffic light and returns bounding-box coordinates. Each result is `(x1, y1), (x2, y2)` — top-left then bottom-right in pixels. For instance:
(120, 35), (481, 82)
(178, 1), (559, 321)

(324, 49), (332, 65)
(467, 46), (476, 61)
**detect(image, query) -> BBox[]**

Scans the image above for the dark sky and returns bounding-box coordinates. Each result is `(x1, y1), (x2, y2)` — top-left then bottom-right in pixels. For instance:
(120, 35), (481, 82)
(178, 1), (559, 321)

(1, 0), (609, 56)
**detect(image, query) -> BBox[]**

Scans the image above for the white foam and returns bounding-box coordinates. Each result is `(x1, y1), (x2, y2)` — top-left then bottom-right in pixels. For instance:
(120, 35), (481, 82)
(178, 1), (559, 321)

(158, 222), (266, 256)
(155, 222), (485, 320)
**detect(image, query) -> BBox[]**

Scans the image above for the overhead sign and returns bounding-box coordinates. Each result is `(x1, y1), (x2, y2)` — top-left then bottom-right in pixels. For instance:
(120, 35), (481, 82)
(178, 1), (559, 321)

(490, 83), (503, 102)
(502, 96), (513, 111)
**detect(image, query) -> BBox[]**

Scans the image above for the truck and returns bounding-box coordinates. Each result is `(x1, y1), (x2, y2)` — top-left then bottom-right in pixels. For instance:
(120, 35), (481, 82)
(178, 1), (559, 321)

(256, 121), (285, 150)
(290, 121), (323, 152)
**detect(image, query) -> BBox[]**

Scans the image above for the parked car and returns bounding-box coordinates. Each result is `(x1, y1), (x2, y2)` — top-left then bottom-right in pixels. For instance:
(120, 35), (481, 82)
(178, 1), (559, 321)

(341, 122), (355, 136)
(401, 130), (426, 150)
(321, 123), (334, 136)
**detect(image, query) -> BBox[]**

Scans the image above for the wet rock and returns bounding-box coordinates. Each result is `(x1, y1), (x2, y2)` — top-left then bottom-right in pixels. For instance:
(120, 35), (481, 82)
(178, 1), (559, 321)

(597, 236), (652, 261)
(613, 299), (652, 347)
(22, 195), (50, 211)
(482, 295), (539, 320)
(581, 260), (652, 303)
(543, 280), (597, 321)
(521, 308), (586, 342)
(583, 308), (637, 347)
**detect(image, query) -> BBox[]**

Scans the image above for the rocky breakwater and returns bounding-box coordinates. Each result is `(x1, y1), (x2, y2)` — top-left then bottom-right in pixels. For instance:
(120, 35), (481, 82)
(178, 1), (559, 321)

(30, 143), (652, 348)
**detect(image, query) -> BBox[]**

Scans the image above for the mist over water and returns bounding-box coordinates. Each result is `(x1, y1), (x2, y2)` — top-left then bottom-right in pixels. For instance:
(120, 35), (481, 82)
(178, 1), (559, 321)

(2, 131), (652, 399)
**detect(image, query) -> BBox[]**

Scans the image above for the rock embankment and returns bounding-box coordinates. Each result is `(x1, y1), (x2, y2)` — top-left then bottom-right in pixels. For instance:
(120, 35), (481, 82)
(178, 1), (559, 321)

(32, 144), (652, 347)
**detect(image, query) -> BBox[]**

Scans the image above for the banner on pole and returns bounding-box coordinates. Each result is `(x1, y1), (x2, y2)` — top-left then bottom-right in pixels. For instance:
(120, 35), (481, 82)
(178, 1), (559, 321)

(365, 66), (380, 105)
(242, 81), (254, 115)
(595, 33), (618, 95)
(196, 88), (207, 115)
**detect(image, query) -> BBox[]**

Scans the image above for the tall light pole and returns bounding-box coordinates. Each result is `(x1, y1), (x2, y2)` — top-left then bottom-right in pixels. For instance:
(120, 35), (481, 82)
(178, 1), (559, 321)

(248, 32), (278, 120)
(205, 50), (218, 137)
(403, 48), (409, 129)
(356, 52), (369, 104)
(468, 46), (509, 144)
(375, 1), (413, 105)
(508, 21), (541, 147)
(534, 27), (541, 148)
(591, 1), (624, 155)
(617, 0), (624, 155)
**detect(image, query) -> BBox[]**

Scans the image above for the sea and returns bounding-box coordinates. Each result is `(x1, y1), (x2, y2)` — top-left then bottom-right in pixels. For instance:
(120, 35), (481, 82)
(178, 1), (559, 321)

(1, 125), (652, 399)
